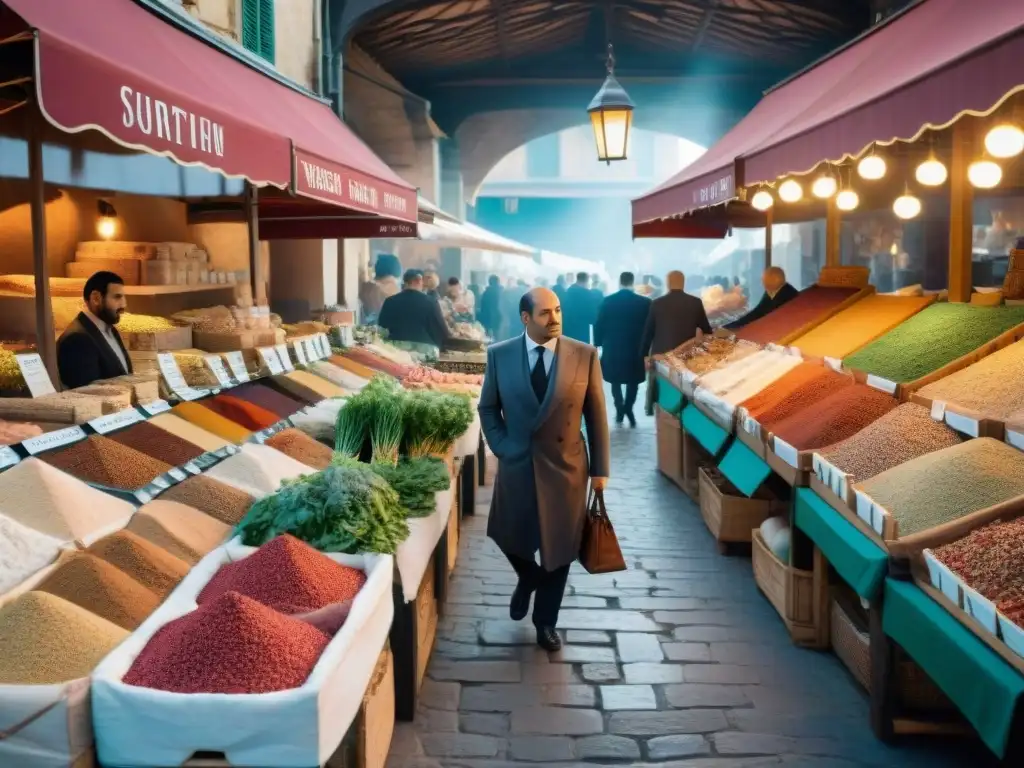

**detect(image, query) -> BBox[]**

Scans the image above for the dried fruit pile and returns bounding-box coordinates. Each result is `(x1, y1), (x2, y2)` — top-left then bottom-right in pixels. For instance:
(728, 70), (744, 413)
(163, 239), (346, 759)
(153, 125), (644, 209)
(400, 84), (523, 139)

(87, 530), (190, 599)
(789, 294), (933, 359)
(816, 403), (962, 487)
(769, 383), (896, 451)
(123, 591), (330, 694)
(858, 438), (1024, 537)
(198, 535), (365, 614)
(741, 363), (853, 427)
(36, 553), (160, 630)
(844, 303), (1024, 383)
(128, 500), (231, 565)
(933, 519), (1024, 626)
(916, 338), (1024, 419)
(158, 475), (255, 526)
(663, 337), (760, 376)
(107, 421), (206, 468)
(40, 435), (172, 491)
(735, 285), (859, 345)
(0, 591), (128, 684)
(265, 428), (334, 469)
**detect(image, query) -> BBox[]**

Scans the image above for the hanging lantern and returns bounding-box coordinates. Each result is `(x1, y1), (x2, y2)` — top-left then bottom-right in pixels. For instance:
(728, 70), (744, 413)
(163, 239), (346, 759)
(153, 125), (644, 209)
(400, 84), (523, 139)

(811, 175), (837, 199)
(968, 160), (1003, 189)
(836, 189), (860, 211)
(97, 199), (119, 240)
(778, 179), (803, 203)
(893, 192), (922, 220)
(588, 44), (634, 164)
(915, 156), (947, 186)
(857, 155), (887, 180)
(984, 124), (1024, 159)
(750, 190), (774, 211)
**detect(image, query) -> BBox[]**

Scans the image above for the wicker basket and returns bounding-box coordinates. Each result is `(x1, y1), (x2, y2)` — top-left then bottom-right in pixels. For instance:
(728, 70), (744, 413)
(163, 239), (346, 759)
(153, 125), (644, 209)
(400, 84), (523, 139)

(698, 466), (780, 544)
(753, 530), (825, 645)
(817, 266), (871, 288)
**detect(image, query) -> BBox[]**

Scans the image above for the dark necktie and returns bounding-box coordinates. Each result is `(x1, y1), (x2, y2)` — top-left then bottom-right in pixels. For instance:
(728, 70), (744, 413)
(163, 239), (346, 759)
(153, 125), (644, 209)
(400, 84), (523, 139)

(531, 347), (548, 402)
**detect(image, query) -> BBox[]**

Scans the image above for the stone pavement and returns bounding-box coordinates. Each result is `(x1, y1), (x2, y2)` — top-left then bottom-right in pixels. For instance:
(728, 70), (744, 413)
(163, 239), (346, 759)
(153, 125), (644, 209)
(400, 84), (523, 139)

(387, 407), (992, 767)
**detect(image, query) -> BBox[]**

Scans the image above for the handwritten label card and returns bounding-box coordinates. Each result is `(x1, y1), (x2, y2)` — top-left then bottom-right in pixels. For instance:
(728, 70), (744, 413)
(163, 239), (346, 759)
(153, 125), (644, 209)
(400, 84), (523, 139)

(204, 356), (234, 388)
(258, 347), (285, 375)
(15, 353), (56, 397)
(275, 344), (296, 372)
(224, 352), (251, 383)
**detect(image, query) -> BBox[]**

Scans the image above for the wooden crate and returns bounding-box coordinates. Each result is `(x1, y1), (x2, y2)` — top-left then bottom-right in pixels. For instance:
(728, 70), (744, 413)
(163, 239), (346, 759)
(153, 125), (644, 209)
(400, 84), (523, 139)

(698, 466), (781, 549)
(66, 258), (141, 285)
(390, 562), (440, 721)
(192, 329), (258, 352)
(656, 405), (686, 489)
(752, 530), (829, 647)
(122, 324), (193, 352)
(415, 569), (438, 691)
(447, 482), (460, 575)
(358, 647), (395, 768)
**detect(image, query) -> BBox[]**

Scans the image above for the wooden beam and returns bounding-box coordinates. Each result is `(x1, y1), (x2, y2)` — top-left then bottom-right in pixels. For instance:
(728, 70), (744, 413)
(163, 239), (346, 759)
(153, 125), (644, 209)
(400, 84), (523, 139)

(245, 183), (266, 305)
(27, 110), (58, 387)
(765, 207), (773, 269)
(826, 196), (841, 267)
(948, 120), (973, 303)
(691, 0), (720, 50)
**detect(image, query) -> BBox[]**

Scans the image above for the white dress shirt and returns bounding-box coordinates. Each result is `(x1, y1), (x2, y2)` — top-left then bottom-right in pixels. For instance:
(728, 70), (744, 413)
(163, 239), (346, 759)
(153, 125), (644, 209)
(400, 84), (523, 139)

(84, 309), (129, 372)
(524, 333), (557, 375)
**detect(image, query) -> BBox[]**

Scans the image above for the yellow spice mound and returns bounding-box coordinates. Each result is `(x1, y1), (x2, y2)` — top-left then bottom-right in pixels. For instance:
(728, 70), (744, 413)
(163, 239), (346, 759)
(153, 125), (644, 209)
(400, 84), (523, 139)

(790, 294), (934, 359)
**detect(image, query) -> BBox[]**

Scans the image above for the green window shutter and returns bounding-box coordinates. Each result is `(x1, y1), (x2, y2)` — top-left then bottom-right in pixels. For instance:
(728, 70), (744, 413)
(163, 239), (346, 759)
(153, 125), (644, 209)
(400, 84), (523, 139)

(257, 0), (275, 64)
(240, 0), (260, 54)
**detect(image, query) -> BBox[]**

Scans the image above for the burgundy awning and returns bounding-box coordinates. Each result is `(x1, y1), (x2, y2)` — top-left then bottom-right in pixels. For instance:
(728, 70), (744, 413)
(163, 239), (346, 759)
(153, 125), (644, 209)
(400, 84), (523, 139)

(1, 0), (417, 225)
(743, 0), (1024, 185)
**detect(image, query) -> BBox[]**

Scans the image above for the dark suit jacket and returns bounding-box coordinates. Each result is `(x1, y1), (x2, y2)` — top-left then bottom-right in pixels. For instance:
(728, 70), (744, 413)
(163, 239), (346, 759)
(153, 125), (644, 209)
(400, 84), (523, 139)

(378, 289), (449, 347)
(57, 312), (133, 389)
(478, 285), (503, 336)
(594, 289), (651, 384)
(640, 290), (712, 356)
(562, 283), (598, 343)
(727, 282), (799, 329)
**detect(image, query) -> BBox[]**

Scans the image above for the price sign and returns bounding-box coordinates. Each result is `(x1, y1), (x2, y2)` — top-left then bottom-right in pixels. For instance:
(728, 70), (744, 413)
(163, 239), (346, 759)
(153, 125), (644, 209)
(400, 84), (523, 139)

(22, 425), (87, 456)
(258, 347), (285, 375)
(275, 344), (296, 371)
(293, 340), (309, 366)
(204, 356), (234, 388)
(0, 445), (20, 470)
(14, 353), (56, 397)
(303, 338), (319, 361)
(167, 467), (187, 482)
(157, 353), (203, 400)
(224, 351), (251, 383)
(140, 399), (172, 416)
(89, 408), (146, 435)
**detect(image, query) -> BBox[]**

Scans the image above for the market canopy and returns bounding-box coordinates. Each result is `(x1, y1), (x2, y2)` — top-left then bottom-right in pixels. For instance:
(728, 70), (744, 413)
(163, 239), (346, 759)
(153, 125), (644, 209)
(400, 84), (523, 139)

(0, 0), (418, 231)
(414, 200), (536, 256)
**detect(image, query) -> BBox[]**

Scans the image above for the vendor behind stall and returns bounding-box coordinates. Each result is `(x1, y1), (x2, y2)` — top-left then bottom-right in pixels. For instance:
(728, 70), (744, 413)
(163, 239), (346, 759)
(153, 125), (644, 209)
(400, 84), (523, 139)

(726, 266), (798, 329)
(378, 269), (450, 348)
(57, 271), (132, 389)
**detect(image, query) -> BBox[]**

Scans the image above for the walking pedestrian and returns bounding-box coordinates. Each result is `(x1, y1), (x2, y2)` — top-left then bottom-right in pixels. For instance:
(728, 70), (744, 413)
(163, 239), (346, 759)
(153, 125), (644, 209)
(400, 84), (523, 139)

(478, 287), (610, 651)
(562, 272), (597, 343)
(478, 275), (504, 340)
(594, 272), (651, 427)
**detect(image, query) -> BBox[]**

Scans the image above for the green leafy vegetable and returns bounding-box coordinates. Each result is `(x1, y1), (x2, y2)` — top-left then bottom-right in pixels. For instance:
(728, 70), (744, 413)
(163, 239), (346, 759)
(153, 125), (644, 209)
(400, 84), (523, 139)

(370, 393), (404, 466)
(403, 390), (474, 457)
(235, 458), (408, 554)
(367, 455), (450, 518)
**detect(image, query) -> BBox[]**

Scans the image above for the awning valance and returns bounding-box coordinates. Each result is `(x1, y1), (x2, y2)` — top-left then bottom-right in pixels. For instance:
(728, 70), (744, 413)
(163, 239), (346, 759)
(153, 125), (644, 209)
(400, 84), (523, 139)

(417, 218), (536, 257)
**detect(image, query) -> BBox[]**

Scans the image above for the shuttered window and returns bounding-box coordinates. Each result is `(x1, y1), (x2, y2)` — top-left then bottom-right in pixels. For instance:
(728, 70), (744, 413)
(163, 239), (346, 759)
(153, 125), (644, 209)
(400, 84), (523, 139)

(241, 0), (275, 64)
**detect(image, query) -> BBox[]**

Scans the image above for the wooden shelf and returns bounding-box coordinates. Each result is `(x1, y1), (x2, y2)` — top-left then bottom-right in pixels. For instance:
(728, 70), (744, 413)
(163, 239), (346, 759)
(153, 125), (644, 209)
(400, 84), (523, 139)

(123, 284), (237, 296)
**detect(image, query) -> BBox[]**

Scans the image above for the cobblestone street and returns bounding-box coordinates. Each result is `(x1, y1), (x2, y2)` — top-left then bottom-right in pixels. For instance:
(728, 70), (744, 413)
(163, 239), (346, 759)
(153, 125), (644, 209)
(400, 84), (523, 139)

(387, 404), (990, 767)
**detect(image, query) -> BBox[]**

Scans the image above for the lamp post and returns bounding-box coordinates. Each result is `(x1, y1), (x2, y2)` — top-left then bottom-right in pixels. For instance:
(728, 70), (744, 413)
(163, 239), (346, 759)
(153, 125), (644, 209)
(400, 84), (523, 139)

(588, 44), (634, 164)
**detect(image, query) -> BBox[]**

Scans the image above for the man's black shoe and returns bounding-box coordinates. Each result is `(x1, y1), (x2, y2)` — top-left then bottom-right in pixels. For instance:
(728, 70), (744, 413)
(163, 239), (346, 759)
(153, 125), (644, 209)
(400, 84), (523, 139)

(510, 580), (534, 621)
(626, 410), (637, 428)
(614, 408), (624, 425)
(536, 626), (562, 651)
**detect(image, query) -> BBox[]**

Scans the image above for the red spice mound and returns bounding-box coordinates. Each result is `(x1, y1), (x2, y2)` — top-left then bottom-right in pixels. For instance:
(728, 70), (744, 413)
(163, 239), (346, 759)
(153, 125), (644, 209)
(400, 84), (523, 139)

(736, 286), (858, 345)
(197, 534), (366, 614)
(742, 363), (854, 427)
(769, 383), (896, 450)
(199, 395), (280, 431)
(230, 382), (306, 418)
(123, 591), (330, 694)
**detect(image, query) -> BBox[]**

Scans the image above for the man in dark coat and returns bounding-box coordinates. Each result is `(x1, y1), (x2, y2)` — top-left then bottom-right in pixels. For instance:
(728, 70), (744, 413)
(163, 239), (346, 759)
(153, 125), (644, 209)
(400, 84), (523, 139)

(552, 274), (567, 302)
(478, 275), (503, 340)
(57, 271), (133, 389)
(727, 266), (798, 329)
(561, 272), (597, 343)
(640, 271), (713, 415)
(478, 287), (610, 651)
(594, 272), (651, 427)
(377, 269), (449, 347)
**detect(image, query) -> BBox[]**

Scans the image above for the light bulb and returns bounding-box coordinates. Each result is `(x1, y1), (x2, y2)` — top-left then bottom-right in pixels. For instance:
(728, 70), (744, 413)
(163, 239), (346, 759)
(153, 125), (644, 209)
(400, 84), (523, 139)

(836, 189), (860, 211)
(915, 157), (947, 186)
(97, 217), (117, 239)
(893, 193), (922, 220)
(857, 155), (886, 180)
(984, 124), (1024, 159)
(811, 175), (837, 198)
(968, 160), (1003, 189)
(778, 179), (803, 203)
(750, 190), (774, 211)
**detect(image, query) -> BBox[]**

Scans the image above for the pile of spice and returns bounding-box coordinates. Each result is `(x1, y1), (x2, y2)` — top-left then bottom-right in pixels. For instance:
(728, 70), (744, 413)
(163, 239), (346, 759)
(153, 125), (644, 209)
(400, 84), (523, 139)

(198, 534), (366, 613)
(769, 383), (896, 451)
(229, 381), (306, 419)
(157, 475), (255, 526)
(329, 354), (379, 381)
(933, 518), (1024, 626)
(916, 338), (1024, 419)
(844, 303), (1024, 383)
(0, 513), (64, 594)
(39, 435), (172, 491)
(146, 412), (231, 453)
(662, 337), (759, 376)
(740, 363), (853, 427)
(128, 500), (232, 564)
(290, 398), (345, 444)
(87, 530), (190, 599)
(694, 350), (803, 424)
(789, 294), (934, 359)
(0, 458), (134, 543)
(205, 443), (314, 499)
(275, 370), (346, 401)
(858, 438), (1024, 538)
(107, 421), (206, 468)
(0, 417), (42, 445)
(816, 403), (962, 487)
(172, 401), (252, 442)
(199, 394), (280, 431)
(735, 285), (860, 345)
(265, 428), (334, 469)
(0, 591), (129, 684)
(122, 591), (330, 694)
(309, 361), (369, 391)
(36, 553), (160, 630)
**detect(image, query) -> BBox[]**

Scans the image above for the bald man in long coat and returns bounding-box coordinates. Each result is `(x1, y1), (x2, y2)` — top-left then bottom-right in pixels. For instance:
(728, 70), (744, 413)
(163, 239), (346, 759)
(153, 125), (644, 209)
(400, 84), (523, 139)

(478, 287), (611, 651)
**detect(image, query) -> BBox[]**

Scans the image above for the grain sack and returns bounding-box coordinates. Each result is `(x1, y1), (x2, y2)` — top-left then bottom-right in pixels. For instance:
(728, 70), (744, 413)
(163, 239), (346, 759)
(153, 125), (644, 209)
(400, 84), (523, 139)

(205, 444), (315, 499)
(916, 338), (1024, 419)
(858, 438), (1024, 537)
(0, 513), (65, 595)
(789, 294), (933, 359)
(127, 500), (232, 565)
(0, 459), (134, 544)
(770, 384), (896, 451)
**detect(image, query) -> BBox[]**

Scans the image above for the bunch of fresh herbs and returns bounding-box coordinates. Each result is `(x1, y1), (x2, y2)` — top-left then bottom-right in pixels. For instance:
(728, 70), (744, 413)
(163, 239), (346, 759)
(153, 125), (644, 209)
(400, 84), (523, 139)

(403, 390), (474, 457)
(366, 455), (451, 517)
